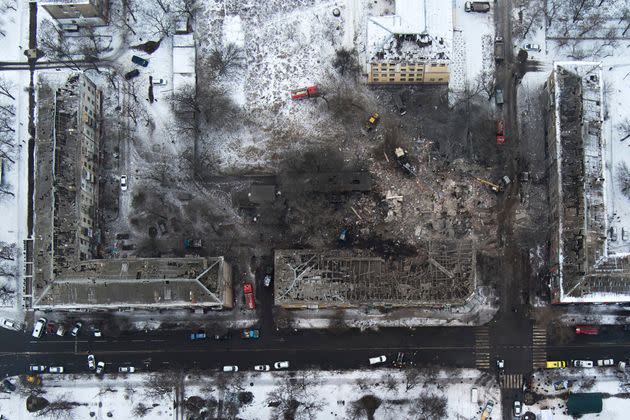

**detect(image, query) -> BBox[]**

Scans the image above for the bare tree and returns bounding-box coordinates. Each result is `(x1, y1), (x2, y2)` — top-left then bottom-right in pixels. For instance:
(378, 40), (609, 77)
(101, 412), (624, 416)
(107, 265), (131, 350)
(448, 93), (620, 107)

(266, 373), (324, 420)
(35, 397), (81, 420)
(143, 370), (184, 399)
(617, 162), (630, 199)
(132, 402), (154, 417)
(207, 43), (244, 78)
(0, 78), (15, 100)
(621, 7), (630, 36)
(404, 368), (421, 391)
(333, 48), (361, 76)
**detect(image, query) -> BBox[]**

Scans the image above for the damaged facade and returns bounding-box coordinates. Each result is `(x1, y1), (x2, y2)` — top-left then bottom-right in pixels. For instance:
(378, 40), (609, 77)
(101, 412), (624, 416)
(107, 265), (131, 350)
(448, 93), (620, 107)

(31, 74), (232, 310)
(274, 243), (476, 309)
(366, 0), (452, 85)
(37, 0), (110, 26)
(545, 62), (630, 303)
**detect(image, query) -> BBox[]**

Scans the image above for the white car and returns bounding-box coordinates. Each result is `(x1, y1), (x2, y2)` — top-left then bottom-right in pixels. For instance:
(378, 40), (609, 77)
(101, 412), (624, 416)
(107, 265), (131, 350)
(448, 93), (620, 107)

(254, 365), (270, 371)
(573, 360), (594, 368)
(369, 355), (387, 365)
(497, 359), (505, 369)
(223, 365), (238, 372)
(514, 401), (522, 416)
(96, 361), (105, 375)
(49, 366), (64, 373)
(120, 175), (128, 191)
(88, 354), (96, 370)
(524, 43), (541, 52)
(597, 359), (614, 366)
(32, 318), (47, 338)
(56, 325), (66, 336)
(93, 329), (102, 337)
(274, 361), (289, 370)
(29, 365), (46, 372)
(1, 318), (20, 331)
(118, 366), (135, 373)
(71, 321), (82, 337)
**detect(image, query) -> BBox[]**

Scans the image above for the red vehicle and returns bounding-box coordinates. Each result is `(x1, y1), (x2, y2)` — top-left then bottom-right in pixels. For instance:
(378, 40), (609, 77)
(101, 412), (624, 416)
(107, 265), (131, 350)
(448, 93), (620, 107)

(575, 325), (599, 335)
(496, 120), (505, 144)
(290, 85), (319, 100)
(243, 282), (256, 309)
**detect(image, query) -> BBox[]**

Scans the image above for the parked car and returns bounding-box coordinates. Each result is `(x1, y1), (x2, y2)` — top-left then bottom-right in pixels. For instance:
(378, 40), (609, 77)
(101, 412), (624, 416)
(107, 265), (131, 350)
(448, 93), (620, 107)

(152, 78), (167, 85)
(1, 318), (20, 331)
(88, 354), (96, 370)
(597, 359), (614, 366)
(573, 360), (594, 368)
(524, 43), (541, 52)
(120, 175), (128, 191)
(274, 361), (290, 370)
(32, 318), (47, 338)
(514, 401), (522, 416)
(124, 69), (140, 80)
(56, 325), (66, 336)
(495, 88), (504, 105)
(496, 120), (505, 144)
(241, 328), (260, 339)
(243, 282), (256, 309)
(546, 360), (567, 368)
(190, 331), (207, 340)
(553, 380), (569, 390)
(2, 378), (16, 392)
(213, 332), (232, 341)
(131, 55), (149, 67)
(369, 355), (387, 365)
(118, 366), (136, 373)
(575, 325), (599, 335)
(465, 1), (490, 12)
(264, 274), (272, 287)
(497, 359), (505, 369)
(96, 361), (105, 375)
(29, 365), (46, 372)
(70, 321), (82, 337)
(223, 365), (238, 372)
(93, 329), (102, 338)
(49, 366), (64, 373)
(254, 365), (270, 371)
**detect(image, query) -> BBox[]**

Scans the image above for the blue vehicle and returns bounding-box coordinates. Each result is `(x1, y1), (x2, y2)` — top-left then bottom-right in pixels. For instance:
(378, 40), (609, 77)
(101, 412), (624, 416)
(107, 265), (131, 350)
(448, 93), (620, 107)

(131, 55), (149, 67)
(190, 331), (207, 340)
(241, 328), (260, 339)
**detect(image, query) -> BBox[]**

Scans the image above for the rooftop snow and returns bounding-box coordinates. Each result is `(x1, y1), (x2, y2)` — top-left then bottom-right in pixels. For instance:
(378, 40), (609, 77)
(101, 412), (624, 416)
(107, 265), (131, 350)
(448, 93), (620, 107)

(366, 0), (452, 62)
(173, 34), (195, 74)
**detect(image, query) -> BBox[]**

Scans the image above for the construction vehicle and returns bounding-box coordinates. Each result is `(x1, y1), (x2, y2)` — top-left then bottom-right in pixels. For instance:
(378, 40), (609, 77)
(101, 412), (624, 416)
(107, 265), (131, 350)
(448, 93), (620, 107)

(24, 375), (41, 385)
(366, 113), (380, 131)
(290, 85), (319, 100)
(480, 401), (494, 420)
(394, 147), (416, 176)
(476, 178), (502, 193)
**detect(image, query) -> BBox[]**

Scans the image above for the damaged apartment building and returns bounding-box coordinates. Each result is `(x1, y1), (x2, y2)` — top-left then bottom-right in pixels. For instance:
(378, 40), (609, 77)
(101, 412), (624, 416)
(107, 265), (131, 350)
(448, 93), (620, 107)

(30, 74), (233, 311)
(274, 242), (476, 309)
(546, 62), (630, 303)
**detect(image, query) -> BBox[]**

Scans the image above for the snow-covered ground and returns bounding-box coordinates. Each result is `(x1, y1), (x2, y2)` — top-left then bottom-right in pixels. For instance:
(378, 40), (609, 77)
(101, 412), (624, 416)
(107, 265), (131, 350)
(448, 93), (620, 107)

(0, 368), (501, 420)
(526, 367), (630, 419)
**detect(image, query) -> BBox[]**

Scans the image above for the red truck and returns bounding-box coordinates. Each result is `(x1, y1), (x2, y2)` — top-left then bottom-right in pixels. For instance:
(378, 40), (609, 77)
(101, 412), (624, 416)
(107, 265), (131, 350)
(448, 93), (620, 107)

(290, 85), (319, 100)
(575, 325), (599, 335)
(243, 282), (255, 309)
(496, 120), (505, 145)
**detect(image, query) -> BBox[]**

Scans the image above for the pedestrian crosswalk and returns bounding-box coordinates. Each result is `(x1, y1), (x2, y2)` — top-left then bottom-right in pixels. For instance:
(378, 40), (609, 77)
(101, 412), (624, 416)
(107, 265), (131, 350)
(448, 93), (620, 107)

(500, 373), (523, 389)
(532, 325), (547, 369)
(474, 327), (491, 369)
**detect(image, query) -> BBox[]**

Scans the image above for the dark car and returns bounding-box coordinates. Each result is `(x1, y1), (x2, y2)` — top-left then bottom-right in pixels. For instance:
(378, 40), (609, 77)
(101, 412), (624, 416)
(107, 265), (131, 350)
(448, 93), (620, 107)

(2, 378), (16, 392)
(131, 55), (149, 67)
(124, 69), (140, 80)
(241, 328), (260, 339)
(213, 332), (232, 341)
(190, 331), (207, 340)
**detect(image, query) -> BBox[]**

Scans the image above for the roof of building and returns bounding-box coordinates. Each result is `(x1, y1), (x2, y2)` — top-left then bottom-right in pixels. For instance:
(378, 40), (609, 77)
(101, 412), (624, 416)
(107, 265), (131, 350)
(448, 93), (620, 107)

(173, 34), (195, 74)
(366, 0), (452, 63)
(567, 393), (603, 415)
(33, 257), (230, 309)
(274, 243), (475, 308)
(549, 62), (630, 302)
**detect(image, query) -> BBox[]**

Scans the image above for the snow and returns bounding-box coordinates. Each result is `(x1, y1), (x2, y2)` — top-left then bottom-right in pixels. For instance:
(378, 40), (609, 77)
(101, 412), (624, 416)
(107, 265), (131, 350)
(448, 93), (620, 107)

(0, 368), (501, 420)
(172, 34), (195, 74)
(223, 15), (244, 48)
(525, 367), (630, 419)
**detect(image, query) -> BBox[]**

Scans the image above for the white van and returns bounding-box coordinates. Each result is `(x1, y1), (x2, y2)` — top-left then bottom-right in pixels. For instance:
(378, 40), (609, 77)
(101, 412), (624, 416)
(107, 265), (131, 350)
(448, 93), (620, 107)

(369, 355), (387, 365)
(32, 318), (47, 338)
(471, 387), (478, 403)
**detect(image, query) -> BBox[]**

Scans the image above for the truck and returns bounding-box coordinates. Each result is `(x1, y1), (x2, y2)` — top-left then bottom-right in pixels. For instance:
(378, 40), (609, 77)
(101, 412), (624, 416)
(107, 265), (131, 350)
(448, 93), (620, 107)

(290, 85), (319, 100)
(243, 282), (255, 309)
(494, 36), (505, 61)
(465, 1), (490, 13)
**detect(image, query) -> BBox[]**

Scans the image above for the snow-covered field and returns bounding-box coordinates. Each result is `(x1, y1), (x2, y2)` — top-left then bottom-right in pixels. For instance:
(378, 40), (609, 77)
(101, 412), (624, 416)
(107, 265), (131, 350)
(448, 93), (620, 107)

(0, 368), (500, 420)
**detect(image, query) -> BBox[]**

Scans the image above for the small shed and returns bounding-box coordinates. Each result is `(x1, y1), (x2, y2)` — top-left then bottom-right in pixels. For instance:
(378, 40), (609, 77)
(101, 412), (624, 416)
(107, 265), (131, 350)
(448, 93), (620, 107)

(567, 393), (603, 415)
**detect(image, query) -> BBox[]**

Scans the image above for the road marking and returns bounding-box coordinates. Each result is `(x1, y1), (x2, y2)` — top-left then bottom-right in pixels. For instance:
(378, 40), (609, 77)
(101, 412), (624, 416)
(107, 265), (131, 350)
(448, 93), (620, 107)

(532, 325), (547, 369)
(474, 327), (491, 369)
(500, 373), (523, 389)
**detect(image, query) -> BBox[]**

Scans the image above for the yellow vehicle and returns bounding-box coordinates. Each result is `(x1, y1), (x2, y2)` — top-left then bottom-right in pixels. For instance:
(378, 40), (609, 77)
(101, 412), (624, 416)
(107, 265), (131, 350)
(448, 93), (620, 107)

(546, 360), (567, 368)
(366, 113), (380, 131)
(24, 374), (41, 385)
